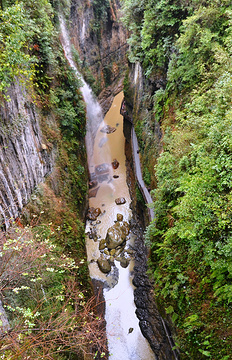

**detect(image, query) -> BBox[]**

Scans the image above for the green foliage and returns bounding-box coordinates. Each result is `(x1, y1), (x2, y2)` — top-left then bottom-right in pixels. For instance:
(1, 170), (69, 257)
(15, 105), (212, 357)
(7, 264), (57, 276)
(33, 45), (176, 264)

(51, 70), (86, 139)
(0, 2), (35, 93)
(122, 0), (187, 75)
(91, 0), (110, 40)
(124, 0), (232, 358)
(0, 2), (91, 357)
(141, 0), (186, 74)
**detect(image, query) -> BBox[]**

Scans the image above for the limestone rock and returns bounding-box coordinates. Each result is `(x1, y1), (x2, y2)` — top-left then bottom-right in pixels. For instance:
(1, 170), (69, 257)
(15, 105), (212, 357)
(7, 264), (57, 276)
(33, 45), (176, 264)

(87, 207), (101, 221)
(97, 257), (111, 273)
(112, 158), (119, 169)
(105, 221), (129, 249)
(115, 197), (126, 205)
(99, 239), (106, 250)
(117, 213), (123, 222)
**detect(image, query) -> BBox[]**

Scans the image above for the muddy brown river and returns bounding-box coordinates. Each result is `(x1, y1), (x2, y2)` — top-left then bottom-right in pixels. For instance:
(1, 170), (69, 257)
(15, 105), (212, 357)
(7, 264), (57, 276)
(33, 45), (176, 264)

(85, 92), (155, 359)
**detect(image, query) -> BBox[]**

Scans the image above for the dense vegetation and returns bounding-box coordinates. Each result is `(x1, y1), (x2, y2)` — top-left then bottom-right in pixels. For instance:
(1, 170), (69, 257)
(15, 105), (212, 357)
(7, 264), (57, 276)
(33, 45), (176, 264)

(122, 0), (232, 358)
(0, 0), (105, 358)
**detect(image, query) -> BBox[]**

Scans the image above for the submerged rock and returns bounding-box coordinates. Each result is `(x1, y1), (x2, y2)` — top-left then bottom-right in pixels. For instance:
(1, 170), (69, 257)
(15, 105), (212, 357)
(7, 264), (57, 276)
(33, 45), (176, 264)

(95, 163), (109, 175)
(99, 137), (108, 147)
(100, 125), (116, 134)
(115, 197), (126, 205)
(89, 186), (100, 198)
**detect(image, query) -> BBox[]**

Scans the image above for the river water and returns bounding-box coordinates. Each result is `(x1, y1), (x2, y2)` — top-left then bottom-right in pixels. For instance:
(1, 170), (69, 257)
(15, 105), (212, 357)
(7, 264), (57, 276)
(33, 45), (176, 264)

(86, 93), (155, 360)
(59, 16), (155, 360)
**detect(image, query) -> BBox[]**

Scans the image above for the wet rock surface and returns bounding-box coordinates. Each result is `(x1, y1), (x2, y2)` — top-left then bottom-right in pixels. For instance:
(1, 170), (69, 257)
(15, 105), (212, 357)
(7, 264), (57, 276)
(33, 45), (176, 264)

(112, 158), (119, 169)
(105, 221), (129, 249)
(97, 256), (112, 274)
(115, 197), (126, 205)
(89, 186), (100, 198)
(95, 163), (109, 175)
(95, 214), (132, 274)
(87, 207), (101, 221)
(89, 179), (98, 189)
(130, 217), (179, 360)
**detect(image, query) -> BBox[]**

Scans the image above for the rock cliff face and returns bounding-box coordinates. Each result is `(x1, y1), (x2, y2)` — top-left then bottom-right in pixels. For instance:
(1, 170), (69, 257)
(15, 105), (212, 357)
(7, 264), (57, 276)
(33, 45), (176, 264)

(69, 0), (129, 112)
(124, 62), (163, 191)
(0, 82), (53, 227)
(123, 63), (179, 359)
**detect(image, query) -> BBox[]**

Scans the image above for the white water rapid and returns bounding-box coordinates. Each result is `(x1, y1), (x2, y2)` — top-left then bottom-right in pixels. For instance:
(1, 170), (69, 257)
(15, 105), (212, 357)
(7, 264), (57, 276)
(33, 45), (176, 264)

(59, 16), (155, 360)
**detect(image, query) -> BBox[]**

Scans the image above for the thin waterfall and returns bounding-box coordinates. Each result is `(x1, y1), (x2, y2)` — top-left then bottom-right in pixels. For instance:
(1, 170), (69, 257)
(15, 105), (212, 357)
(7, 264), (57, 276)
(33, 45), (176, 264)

(59, 15), (108, 162)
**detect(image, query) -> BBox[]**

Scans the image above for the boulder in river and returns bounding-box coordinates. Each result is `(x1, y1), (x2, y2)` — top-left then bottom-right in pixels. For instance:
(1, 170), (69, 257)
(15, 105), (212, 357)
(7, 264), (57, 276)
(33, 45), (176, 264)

(117, 213), (123, 222)
(105, 221), (130, 249)
(115, 197), (126, 205)
(100, 125), (116, 134)
(97, 256), (111, 273)
(87, 207), (101, 221)
(119, 256), (130, 268)
(112, 158), (119, 169)
(99, 239), (106, 250)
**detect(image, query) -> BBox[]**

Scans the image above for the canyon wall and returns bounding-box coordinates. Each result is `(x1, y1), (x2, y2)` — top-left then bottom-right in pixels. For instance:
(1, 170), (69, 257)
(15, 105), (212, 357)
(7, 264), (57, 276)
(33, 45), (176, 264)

(0, 82), (54, 227)
(123, 62), (163, 191)
(69, 0), (129, 112)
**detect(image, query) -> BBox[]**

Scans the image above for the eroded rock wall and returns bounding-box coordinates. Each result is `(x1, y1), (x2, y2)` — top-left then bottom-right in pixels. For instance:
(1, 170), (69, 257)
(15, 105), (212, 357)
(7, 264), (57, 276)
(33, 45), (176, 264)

(124, 62), (163, 191)
(69, 0), (129, 113)
(0, 82), (53, 226)
(123, 63), (179, 359)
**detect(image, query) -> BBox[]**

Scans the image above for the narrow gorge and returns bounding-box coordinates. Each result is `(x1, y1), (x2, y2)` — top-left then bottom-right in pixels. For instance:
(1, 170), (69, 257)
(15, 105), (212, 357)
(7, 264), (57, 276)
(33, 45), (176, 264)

(0, 1), (175, 359)
(2, 0), (231, 359)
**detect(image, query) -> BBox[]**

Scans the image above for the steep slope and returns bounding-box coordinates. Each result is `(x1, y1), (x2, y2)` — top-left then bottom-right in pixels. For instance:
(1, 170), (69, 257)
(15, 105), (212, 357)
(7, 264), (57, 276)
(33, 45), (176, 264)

(69, 0), (129, 112)
(122, 0), (232, 358)
(0, 82), (53, 225)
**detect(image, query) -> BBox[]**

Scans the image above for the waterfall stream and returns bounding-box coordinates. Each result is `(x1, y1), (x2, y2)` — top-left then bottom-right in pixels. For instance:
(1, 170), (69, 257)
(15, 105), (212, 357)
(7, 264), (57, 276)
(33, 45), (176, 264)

(59, 16), (155, 360)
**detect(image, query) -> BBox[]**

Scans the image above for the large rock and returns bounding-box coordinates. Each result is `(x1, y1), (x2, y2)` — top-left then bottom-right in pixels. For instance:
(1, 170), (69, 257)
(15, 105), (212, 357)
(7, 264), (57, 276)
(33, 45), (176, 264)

(105, 221), (130, 249)
(87, 207), (101, 221)
(115, 197), (126, 205)
(97, 256), (111, 273)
